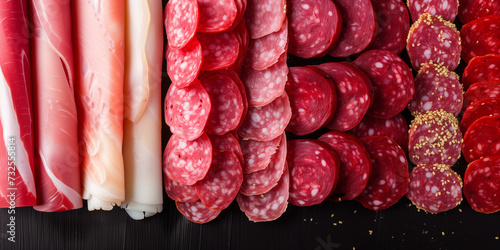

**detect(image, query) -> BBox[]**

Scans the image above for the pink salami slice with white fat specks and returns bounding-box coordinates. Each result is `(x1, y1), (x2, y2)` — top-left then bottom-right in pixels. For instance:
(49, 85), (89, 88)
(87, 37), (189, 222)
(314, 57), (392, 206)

(166, 37), (202, 88)
(406, 14), (461, 71)
(197, 31), (239, 71)
(195, 150), (243, 210)
(244, 0), (286, 39)
(228, 0), (247, 31)
(463, 156), (500, 213)
(197, 0), (237, 33)
(240, 52), (288, 107)
(462, 55), (500, 91)
(239, 133), (286, 196)
(458, 0), (500, 24)
(356, 136), (409, 211)
(229, 19), (249, 74)
(165, 176), (199, 202)
(164, 80), (211, 140)
(238, 91), (292, 141)
(464, 81), (500, 111)
(461, 15), (500, 64)
(461, 98), (500, 134)
(367, 0), (410, 54)
(287, 0), (342, 58)
(163, 133), (212, 186)
(208, 132), (244, 165)
(328, 0), (377, 57)
(462, 115), (500, 163)
(244, 18), (288, 70)
(315, 62), (373, 131)
(408, 62), (463, 117)
(407, 0), (458, 22)
(240, 134), (282, 174)
(318, 131), (371, 202)
(176, 200), (221, 224)
(353, 50), (414, 119)
(406, 164), (462, 213)
(165, 0), (198, 49)
(237, 163), (289, 222)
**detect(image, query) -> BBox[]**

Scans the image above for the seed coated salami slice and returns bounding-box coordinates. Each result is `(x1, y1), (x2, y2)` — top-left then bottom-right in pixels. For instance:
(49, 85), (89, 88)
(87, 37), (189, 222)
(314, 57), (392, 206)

(285, 67), (337, 136)
(407, 62), (463, 117)
(230, 19), (249, 74)
(197, 31), (239, 71)
(240, 134), (282, 174)
(406, 164), (462, 213)
(458, 0), (500, 24)
(165, 0), (198, 49)
(166, 37), (202, 88)
(463, 81), (500, 110)
(287, 139), (340, 207)
(239, 133), (287, 196)
(164, 80), (211, 140)
(460, 98), (500, 134)
(407, 0), (458, 23)
(409, 110), (462, 166)
(462, 115), (500, 163)
(462, 55), (500, 91)
(353, 50), (414, 119)
(163, 133), (212, 185)
(406, 14), (461, 71)
(244, 18), (287, 71)
(237, 163), (289, 222)
(287, 0), (342, 58)
(165, 176), (199, 202)
(318, 131), (371, 202)
(356, 136), (409, 211)
(316, 62), (373, 131)
(176, 200), (221, 224)
(367, 0), (410, 54)
(244, 0), (286, 39)
(197, 0), (237, 33)
(208, 132), (244, 165)
(328, 0), (377, 57)
(463, 156), (500, 213)
(238, 91), (292, 141)
(461, 15), (500, 64)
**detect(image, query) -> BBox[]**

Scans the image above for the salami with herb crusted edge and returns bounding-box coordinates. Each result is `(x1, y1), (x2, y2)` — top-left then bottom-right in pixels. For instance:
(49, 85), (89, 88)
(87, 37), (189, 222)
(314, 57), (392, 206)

(463, 156), (500, 214)
(462, 115), (500, 163)
(165, 0), (198, 49)
(460, 15), (500, 64)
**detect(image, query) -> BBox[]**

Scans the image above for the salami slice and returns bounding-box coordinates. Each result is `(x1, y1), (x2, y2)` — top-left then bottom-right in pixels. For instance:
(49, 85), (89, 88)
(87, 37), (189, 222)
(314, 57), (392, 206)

(176, 200), (221, 224)
(318, 131), (372, 202)
(463, 156), (500, 213)
(237, 163), (289, 222)
(287, 0), (342, 58)
(462, 115), (500, 163)
(163, 133), (212, 185)
(407, 62), (463, 117)
(239, 133), (286, 196)
(244, 0), (286, 39)
(315, 62), (373, 131)
(208, 132), (244, 165)
(353, 50), (414, 119)
(165, 176), (199, 203)
(165, 0), (198, 49)
(164, 80), (211, 140)
(197, 0), (237, 33)
(228, 0), (247, 31)
(460, 98), (500, 134)
(238, 91), (291, 141)
(166, 37), (202, 88)
(244, 18), (288, 70)
(285, 67), (337, 136)
(240, 134), (282, 174)
(460, 15), (500, 63)
(356, 136), (409, 211)
(287, 139), (340, 207)
(463, 81), (500, 111)
(462, 55), (500, 90)
(230, 19), (250, 74)
(406, 14), (461, 71)
(367, 0), (410, 54)
(409, 110), (462, 166)
(405, 164), (463, 213)
(197, 31), (239, 71)
(407, 0), (459, 22)
(458, 0), (500, 24)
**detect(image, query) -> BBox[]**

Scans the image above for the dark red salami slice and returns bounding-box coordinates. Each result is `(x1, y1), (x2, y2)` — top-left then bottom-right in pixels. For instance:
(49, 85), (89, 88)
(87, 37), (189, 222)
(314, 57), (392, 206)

(367, 0), (410, 54)
(462, 115), (500, 163)
(197, 31), (239, 71)
(165, 176), (199, 203)
(166, 37), (202, 88)
(239, 133), (286, 195)
(285, 67), (337, 136)
(458, 0), (500, 24)
(197, 0), (237, 33)
(244, 18), (287, 70)
(229, 19), (249, 74)
(409, 110), (462, 166)
(237, 163), (289, 222)
(407, 0), (459, 22)
(328, 0), (377, 57)
(463, 156), (500, 213)
(405, 164), (463, 213)
(315, 62), (373, 131)
(165, 0), (198, 49)
(176, 200), (221, 224)
(463, 81), (500, 111)
(207, 132), (244, 165)
(163, 133), (212, 185)
(238, 91), (291, 141)
(406, 14), (461, 71)
(353, 50), (414, 119)
(356, 136), (409, 211)
(287, 0), (342, 58)
(287, 139), (340, 207)
(244, 0), (286, 39)
(407, 62), (463, 117)
(462, 54), (500, 90)
(318, 131), (372, 202)
(164, 80), (211, 140)
(240, 134), (282, 174)
(461, 98), (500, 134)
(461, 15), (500, 63)
(240, 52), (288, 107)
(228, 0), (247, 31)
(348, 113), (409, 154)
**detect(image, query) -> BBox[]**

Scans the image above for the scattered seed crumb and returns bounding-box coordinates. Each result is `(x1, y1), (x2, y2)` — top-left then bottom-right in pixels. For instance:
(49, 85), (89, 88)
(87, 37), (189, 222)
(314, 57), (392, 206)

(339, 221), (343, 224)
(331, 214), (334, 217)
(459, 209), (462, 212)
(392, 236), (395, 239)
(451, 232), (455, 235)
(310, 218), (313, 221)
(333, 223), (337, 226)
(495, 237), (499, 240)
(442, 232), (445, 236)
(304, 219), (306, 222)
(353, 210), (357, 214)
(353, 247), (355, 250)
(369, 230), (373, 235)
